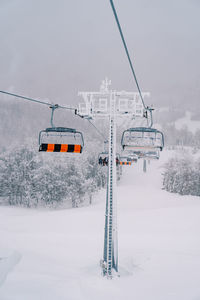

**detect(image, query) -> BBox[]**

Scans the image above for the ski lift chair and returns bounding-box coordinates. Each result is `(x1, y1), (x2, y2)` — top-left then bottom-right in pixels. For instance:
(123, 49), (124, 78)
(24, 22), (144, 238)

(126, 153), (138, 162)
(119, 156), (132, 166)
(121, 127), (164, 153)
(144, 150), (160, 160)
(133, 149), (160, 160)
(39, 104), (84, 153)
(98, 152), (109, 166)
(98, 152), (120, 166)
(39, 127), (84, 153)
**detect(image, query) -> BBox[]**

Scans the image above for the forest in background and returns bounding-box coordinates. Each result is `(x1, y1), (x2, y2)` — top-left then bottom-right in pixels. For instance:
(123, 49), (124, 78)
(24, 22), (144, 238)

(0, 140), (107, 208)
(163, 151), (200, 197)
(1, 96), (200, 207)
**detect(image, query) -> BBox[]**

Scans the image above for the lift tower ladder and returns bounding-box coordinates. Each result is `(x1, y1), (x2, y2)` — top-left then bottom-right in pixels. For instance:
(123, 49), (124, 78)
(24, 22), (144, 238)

(105, 93), (118, 276)
(78, 78), (149, 278)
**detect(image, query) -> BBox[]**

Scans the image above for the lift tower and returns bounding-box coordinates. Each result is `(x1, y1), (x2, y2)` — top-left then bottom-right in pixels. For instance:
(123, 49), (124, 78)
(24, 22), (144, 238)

(78, 78), (149, 278)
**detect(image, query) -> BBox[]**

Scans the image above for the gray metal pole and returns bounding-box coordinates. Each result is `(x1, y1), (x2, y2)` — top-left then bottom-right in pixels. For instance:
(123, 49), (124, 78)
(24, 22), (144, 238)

(143, 159), (147, 173)
(102, 92), (118, 278)
(102, 166), (109, 275)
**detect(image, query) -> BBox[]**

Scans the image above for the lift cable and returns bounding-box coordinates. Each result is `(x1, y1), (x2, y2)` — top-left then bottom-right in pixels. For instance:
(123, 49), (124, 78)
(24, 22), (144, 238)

(87, 119), (108, 142)
(0, 89), (108, 141)
(0, 90), (76, 111)
(109, 0), (148, 111)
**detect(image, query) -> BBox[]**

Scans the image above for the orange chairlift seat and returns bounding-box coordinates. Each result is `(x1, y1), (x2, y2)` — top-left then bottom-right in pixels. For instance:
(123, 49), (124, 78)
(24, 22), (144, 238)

(119, 156), (136, 166)
(39, 127), (84, 153)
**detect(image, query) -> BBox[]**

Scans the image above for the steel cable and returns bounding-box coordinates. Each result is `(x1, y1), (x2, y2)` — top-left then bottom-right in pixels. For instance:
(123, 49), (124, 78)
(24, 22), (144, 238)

(0, 90), (75, 111)
(109, 0), (147, 110)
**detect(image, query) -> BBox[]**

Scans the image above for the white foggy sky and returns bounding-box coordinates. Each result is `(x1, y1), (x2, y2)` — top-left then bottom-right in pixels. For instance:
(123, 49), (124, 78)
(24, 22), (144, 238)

(0, 0), (199, 108)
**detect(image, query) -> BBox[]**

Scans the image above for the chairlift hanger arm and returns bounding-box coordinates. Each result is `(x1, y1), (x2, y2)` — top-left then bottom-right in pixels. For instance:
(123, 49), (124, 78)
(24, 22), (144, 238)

(146, 107), (154, 128)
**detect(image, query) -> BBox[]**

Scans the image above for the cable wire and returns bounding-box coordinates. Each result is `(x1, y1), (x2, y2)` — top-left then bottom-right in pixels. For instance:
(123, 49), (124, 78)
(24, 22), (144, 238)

(0, 90), (76, 111)
(109, 0), (147, 110)
(87, 119), (108, 142)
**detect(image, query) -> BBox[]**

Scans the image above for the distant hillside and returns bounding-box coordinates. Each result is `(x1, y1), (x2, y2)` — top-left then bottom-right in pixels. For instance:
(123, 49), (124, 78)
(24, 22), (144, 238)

(154, 107), (200, 133)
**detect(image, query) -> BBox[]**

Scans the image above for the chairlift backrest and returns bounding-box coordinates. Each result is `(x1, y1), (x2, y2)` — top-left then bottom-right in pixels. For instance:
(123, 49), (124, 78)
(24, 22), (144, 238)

(120, 161), (132, 165)
(119, 156), (131, 164)
(39, 127), (84, 153)
(121, 127), (164, 151)
(119, 156), (132, 165)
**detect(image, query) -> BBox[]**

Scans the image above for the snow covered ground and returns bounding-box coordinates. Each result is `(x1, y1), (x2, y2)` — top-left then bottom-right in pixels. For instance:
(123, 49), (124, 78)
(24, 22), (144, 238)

(0, 150), (200, 300)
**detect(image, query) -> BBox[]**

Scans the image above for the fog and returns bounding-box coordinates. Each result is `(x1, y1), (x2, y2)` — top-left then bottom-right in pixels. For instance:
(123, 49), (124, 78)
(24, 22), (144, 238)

(0, 0), (199, 109)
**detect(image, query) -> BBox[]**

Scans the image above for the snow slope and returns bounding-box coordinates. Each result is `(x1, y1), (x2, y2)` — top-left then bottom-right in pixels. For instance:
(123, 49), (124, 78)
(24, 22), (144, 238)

(0, 151), (200, 300)
(0, 250), (21, 288)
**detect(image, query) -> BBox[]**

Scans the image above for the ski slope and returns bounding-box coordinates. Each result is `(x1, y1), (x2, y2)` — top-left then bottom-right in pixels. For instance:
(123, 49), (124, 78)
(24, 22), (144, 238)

(0, 151), (200, 300)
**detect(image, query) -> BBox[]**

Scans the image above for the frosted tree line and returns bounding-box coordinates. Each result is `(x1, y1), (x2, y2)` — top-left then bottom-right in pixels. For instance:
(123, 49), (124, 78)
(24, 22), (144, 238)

(0, 100), (110, 209)
(163, 153), (200, 196)
(162, 124), (200, 149)
(0, 141), (106, 208)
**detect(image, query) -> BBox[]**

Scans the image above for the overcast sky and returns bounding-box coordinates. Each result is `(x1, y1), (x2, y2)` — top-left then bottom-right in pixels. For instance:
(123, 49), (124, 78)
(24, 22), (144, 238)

(0, 0), (199, 108)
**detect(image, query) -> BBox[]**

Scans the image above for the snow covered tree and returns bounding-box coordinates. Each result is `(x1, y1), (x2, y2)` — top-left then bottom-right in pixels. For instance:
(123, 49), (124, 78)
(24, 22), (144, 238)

(0, 143), (107, 208)
(0, 146), (41, 206)
(163, 154), (200, 196)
